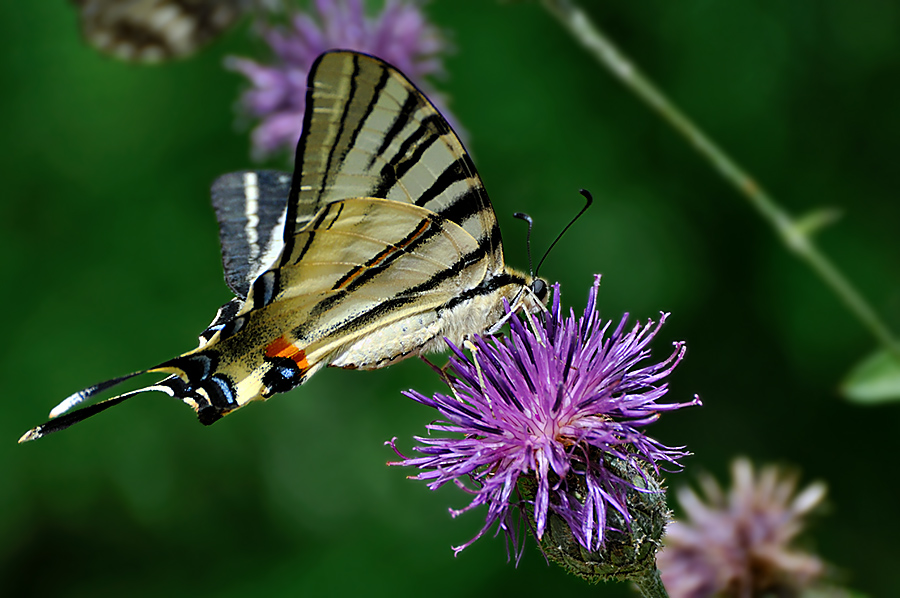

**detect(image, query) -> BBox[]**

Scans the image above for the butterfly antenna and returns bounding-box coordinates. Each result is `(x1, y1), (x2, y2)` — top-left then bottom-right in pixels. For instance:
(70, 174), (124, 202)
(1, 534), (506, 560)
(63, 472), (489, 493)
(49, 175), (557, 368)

(513, 211), (535, 277)
(534, 189), (593, 278)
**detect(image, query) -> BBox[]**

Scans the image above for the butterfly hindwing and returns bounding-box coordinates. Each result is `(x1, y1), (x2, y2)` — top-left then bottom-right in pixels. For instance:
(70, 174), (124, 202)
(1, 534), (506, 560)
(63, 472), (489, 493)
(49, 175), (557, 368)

(253, 198), (487, 345)
(210, 170), (291, 299)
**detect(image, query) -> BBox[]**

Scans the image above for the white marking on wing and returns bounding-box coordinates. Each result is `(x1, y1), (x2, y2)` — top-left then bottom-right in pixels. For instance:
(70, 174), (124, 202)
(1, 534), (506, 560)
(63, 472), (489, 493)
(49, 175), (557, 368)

(254, 207), (287, 279)
(243, 171), (260, 260)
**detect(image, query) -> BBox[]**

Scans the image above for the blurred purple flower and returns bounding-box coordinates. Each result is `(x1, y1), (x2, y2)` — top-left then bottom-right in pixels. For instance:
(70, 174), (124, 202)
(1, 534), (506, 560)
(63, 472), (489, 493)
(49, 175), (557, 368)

(389, 276), (699, 558)
(658, 459), (827, 598)
(227, 0), (446, 159)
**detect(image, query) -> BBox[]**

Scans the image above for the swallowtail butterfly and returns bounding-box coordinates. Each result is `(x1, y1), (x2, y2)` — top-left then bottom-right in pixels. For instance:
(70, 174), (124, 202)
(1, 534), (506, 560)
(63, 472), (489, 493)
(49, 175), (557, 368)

(20, 50), (547, 442)
(72, 0), (252, 62)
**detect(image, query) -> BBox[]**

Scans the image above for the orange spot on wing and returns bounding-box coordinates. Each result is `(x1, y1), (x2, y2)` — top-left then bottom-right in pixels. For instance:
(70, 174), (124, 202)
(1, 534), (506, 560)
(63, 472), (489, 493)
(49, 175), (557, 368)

(265, 335), (309, 368)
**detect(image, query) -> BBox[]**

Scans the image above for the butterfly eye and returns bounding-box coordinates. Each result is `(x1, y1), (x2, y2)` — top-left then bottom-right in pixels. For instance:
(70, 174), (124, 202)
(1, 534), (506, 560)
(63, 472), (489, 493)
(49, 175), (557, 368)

(531, 279), (548, 302)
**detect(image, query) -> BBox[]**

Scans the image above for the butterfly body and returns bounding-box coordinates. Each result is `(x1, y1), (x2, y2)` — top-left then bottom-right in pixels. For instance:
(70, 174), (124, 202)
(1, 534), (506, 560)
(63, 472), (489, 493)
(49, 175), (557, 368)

(20, 51), (545, 441)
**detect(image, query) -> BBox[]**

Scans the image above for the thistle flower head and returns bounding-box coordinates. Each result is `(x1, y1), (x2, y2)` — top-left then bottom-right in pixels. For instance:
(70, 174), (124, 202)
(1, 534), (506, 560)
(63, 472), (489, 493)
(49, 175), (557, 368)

(657, 458), (828, 598)
(227, 0), (446, 158)
(390, 276), (699, 569)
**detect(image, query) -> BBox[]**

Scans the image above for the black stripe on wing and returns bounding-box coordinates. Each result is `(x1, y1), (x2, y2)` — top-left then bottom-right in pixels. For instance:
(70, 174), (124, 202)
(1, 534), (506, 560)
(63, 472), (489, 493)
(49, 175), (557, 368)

(371, 122), (442, 198)
(318, 55), (361, 207)
(369, 91), (419, 169)
(413, 154), (472, 210)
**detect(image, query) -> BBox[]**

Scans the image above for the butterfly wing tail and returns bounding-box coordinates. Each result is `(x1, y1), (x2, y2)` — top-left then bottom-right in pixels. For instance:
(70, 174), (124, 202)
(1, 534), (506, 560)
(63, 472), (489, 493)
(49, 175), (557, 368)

(19, 341), (327, 443)
(18, 372), (188, 443)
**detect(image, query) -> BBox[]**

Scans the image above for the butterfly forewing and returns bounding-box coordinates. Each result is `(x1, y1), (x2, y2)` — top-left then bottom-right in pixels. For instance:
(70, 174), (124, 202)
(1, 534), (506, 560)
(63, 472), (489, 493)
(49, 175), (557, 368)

(284, 52), (504, 272)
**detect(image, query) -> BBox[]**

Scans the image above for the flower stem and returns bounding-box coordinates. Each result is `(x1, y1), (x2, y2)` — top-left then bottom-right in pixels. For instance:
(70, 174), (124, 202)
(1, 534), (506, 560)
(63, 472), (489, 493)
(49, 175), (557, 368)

(633, 567), (670, 598)
(541, 0), (900, 361)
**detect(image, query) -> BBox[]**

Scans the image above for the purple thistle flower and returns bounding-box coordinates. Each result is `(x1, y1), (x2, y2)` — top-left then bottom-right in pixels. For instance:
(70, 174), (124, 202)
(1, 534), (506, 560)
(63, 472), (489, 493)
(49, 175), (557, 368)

(657, 459), (828, 598)
(389, 276), (699, 566)
(227, 0), (447, 159)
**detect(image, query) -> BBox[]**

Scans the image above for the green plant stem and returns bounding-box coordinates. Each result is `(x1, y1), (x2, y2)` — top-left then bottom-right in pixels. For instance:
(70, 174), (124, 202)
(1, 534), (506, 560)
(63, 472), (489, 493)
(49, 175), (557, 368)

(542, 0), (900, 361)
(633, 567), (670, 598)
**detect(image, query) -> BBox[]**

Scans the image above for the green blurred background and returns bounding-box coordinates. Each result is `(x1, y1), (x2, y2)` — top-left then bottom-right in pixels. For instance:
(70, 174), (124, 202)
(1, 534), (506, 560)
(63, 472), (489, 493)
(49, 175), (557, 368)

(2, 1), (899, 596)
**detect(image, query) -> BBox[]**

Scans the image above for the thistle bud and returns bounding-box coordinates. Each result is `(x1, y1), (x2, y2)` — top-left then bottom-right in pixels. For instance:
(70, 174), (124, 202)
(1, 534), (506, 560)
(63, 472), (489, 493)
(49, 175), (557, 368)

(519, 452), (670, 584)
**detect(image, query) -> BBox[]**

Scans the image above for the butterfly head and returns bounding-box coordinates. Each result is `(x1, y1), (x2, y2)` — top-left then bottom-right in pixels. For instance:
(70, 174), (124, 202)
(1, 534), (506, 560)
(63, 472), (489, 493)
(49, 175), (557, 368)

(518, 273), (550, 316)
(481, 271), (549, 337)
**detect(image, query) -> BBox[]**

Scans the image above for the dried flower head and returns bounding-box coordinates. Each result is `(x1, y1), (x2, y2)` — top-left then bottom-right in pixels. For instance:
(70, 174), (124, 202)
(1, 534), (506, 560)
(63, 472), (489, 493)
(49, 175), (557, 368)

(389, 276), (699, 567)
(227, 0), (446, 158)
(657, 458), (827, 598)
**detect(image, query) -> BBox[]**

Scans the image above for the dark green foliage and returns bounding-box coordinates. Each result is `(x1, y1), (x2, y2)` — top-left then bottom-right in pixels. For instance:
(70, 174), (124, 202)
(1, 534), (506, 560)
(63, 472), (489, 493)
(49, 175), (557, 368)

(2, 1), (898, 596)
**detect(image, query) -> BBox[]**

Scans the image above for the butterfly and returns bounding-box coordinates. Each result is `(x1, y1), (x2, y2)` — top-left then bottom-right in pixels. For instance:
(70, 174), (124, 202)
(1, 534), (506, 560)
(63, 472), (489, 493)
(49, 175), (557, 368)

(19, 50), (547, 443)
(72, 0), (253, 62)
